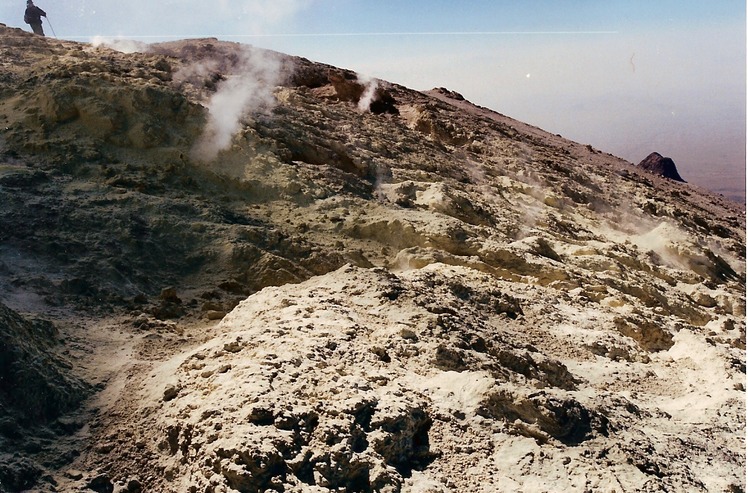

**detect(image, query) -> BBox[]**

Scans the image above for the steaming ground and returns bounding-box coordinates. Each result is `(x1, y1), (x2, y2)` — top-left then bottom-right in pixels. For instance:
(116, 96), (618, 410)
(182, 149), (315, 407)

(188, 48), (284, 162)
(0, 26), (744, 492)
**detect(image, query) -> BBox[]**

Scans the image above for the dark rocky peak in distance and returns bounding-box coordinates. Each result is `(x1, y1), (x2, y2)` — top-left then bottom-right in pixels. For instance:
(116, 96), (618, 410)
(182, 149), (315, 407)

(637, 152), (686, 182)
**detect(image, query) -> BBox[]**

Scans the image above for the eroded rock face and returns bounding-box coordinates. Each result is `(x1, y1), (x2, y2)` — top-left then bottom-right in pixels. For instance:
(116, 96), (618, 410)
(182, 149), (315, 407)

(118, 267), (605, 491)
(83, 264), (744, 492)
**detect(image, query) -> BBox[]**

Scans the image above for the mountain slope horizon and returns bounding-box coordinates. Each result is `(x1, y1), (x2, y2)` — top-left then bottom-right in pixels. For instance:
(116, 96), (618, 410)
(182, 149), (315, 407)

(0, 26), (744, 493)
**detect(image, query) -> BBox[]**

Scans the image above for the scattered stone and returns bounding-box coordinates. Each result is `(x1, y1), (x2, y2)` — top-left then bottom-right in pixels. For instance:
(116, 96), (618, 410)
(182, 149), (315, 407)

(163, 385), (180, 402)
(95, 442), (117, 454)
(400, 328), (418, 340)
(159, 287), (181, 304)
(125, 477), (143, 492)
(614, 316), (675, 352)
(223, 341), (243, 353)
(371, 346), (391, 363)
(87, 473), (114, 493)
(65, 469), (84, 481)
(205, 310), (227, 320)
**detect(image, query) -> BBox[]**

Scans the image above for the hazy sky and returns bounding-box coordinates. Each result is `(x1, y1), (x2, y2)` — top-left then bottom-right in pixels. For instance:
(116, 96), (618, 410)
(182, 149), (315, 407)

(2, 0), (745, 201)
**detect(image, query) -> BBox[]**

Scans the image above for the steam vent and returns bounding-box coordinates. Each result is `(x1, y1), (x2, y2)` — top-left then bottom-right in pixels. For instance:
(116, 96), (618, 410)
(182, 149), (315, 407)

(637, 152), (687, 182)
(0, 26), (745, 493)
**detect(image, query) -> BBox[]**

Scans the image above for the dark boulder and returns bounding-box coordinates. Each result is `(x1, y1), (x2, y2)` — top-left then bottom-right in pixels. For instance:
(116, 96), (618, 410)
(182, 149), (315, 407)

(637, 152), (686, 182)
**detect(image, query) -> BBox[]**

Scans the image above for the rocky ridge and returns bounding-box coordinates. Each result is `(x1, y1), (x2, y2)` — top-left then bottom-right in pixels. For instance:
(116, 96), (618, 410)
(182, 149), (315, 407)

(0, 25), (744, 492)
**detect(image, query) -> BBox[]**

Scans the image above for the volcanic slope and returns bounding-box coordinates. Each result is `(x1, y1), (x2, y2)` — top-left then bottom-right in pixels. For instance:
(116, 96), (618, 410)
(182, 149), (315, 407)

(0, 26), (744, 493)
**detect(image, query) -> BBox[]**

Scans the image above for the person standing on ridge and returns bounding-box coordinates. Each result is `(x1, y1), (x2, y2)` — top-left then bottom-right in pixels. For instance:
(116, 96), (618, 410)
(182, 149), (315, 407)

(24, 0), (47, 36)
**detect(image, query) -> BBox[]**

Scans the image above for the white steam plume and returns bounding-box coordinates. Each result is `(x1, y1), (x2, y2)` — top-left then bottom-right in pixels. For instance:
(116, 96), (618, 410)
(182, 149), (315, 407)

(91, 35), (149, 54)
(190, 49), (282, 162)
(357, 76), (379, 113)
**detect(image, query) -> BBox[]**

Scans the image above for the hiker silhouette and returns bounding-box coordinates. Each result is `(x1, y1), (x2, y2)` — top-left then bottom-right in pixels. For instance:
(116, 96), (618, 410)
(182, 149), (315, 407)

(24, 0), (47, 36)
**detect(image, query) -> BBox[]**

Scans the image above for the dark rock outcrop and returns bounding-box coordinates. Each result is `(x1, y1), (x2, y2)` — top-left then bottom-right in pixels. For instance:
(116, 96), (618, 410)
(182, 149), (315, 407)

(0, 303), (90, 426)
(0, 303), (91, 492)
(637, 152), (686, 182)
